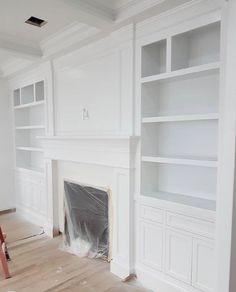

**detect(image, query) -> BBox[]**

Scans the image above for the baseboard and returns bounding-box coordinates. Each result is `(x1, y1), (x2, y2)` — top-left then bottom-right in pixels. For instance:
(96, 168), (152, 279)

(16, 204), (47, 228)
(0, 208), (16, 215)
(110, 260), (132, 280)
(135, 265), (194, 292)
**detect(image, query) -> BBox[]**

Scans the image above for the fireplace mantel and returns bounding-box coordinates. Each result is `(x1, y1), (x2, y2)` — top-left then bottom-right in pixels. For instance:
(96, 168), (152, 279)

(41, 134), (139, 279)
(39, 135), (139, 168)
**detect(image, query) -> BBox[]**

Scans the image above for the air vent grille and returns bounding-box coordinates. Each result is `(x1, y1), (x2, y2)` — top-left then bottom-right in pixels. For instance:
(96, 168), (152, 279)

(25, 16), (47, 27)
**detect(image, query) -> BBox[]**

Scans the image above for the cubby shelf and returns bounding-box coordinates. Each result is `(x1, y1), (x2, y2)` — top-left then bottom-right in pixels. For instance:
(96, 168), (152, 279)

(14, 100), (45, 110)
(16, 147), (44, 152)
(142, 156), (217, 168)
(142, 113), (219, 123)
(15, 125), (45, 130)
(140, 192), (216, 211)
(141, 62), (220, 84)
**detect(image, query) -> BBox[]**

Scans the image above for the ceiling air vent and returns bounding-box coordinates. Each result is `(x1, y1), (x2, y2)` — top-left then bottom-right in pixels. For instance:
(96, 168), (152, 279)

(25, 16), (47, 27)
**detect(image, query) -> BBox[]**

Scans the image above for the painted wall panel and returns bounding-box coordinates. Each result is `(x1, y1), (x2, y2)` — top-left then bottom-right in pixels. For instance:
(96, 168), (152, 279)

(0, 79), (14, 211)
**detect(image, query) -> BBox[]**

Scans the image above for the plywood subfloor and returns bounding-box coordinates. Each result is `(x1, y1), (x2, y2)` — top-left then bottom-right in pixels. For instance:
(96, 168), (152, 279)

(0, 213), (150, 292)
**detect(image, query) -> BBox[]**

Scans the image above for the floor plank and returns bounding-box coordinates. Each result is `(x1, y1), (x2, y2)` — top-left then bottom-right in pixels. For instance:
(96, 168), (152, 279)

(0, 213), (150, 292)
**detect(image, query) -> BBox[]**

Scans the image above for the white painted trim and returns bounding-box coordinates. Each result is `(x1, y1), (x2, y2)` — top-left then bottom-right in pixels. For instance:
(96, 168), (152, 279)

(0, 36), (42, 61)
(111, 260), (133, 280)
(16, 204), (46, 228)
(58, 0), (114, 28)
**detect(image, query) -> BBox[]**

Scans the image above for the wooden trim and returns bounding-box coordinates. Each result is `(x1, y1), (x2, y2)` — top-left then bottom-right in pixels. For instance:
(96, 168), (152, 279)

(0, 209), (16, 216)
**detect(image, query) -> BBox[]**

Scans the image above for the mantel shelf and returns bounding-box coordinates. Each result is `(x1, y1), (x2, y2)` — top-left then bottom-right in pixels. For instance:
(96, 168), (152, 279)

(142, 156), (218, 168)
(142, 113), (219, 123)
(141, 62), (220, 84)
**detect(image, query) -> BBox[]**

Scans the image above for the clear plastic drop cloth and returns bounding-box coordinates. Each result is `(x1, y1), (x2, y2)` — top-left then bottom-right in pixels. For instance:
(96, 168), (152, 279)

(62, 181), (110, 260)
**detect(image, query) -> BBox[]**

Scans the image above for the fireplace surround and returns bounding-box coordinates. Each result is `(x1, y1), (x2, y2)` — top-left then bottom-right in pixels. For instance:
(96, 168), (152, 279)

(40, 135), (138, 279)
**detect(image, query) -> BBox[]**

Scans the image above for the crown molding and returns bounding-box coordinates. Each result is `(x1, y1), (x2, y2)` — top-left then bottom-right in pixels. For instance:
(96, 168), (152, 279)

(135, 0), (220, 38)
(40, 22), (100, 57)
(115, 0), (189, 21)
(1, 59), (33, 78)
(58, 0), (114, 29)
(0, 34), (42, 61)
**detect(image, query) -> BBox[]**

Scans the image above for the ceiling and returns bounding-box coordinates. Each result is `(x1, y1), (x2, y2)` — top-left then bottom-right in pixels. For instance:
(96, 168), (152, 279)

(0, 0), (100, 44)
(0, 0), (198, 77)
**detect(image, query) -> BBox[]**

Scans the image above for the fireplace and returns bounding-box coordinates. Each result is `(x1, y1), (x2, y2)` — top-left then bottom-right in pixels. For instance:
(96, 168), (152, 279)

(40, 135), (137, 279)
(63, 181), (112, 260)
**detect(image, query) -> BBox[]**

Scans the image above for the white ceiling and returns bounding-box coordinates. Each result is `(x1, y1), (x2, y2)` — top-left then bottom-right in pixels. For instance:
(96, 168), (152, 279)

(0, 0), (197, 77)
(0, 0), (98, 44)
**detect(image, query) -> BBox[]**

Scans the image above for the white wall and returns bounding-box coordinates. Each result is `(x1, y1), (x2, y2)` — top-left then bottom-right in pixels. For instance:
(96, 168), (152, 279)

(53, 26), (134, 136)
(0, 78), (14, 211)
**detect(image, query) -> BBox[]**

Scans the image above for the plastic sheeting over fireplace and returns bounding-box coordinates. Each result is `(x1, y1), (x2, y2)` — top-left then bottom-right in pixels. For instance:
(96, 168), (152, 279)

(63, 181), (111, 260)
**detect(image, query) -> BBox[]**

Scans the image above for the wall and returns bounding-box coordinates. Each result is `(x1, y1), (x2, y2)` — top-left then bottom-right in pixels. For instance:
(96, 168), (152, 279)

(0, 78), (14, 211)
(53, 25), (134, 136)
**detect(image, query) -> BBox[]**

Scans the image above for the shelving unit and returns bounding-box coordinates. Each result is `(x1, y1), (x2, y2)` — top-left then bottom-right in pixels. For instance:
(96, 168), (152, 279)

(13, 80), (45, 173)
(140, 21), (221, 211)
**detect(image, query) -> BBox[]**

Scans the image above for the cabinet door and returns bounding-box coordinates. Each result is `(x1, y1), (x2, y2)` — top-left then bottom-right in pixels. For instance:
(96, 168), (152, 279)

(140, 221), (163, 271)
(165, 229), (192, 284)
(192, 239), (215, 292)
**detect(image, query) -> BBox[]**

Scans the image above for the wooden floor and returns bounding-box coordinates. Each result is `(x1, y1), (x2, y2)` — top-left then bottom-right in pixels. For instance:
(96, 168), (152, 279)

(0, 213), (150, 292)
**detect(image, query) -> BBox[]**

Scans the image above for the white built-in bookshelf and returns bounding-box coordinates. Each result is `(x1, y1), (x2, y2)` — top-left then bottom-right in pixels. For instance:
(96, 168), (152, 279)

(140, 21), (220, 211)
(14, 81), (45, 173)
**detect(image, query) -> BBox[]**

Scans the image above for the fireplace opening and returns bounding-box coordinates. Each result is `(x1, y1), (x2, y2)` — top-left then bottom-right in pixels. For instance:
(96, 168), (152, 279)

(63, 181), (111, 260)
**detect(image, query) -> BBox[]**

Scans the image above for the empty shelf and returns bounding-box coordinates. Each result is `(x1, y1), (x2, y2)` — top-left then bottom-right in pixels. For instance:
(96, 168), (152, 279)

(142, 156), (217, 167)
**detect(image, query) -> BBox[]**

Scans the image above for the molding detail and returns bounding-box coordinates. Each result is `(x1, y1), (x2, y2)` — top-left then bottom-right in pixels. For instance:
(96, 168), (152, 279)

(0, 33), (42, 60)
(40, 22), (100, 57)
(39, 135), (139, 169)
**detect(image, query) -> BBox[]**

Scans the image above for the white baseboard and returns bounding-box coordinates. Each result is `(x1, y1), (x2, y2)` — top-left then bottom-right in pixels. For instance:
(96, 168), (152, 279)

(135, 265), (196, 292)
(110, 260), (131, 279)
(16, 204), (47, 229)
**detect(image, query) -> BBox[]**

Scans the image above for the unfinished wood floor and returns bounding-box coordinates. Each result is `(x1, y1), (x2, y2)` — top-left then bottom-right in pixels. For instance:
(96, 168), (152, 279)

(0, 213), (150, 292)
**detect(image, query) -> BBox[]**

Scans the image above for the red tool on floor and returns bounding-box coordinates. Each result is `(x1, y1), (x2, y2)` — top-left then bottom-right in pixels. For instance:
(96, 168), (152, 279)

(0, 227), (11, 279)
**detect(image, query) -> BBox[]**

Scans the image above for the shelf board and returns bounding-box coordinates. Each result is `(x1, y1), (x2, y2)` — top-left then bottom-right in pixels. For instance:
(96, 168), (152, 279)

(14, 100), (45, 110)
(141, 191), (216, 211)
(142, 113), (219, 123)
(16, 147), (43, 152)
(15, 125), (45, 130)
(15, 166), (44, 174)
(142, 156), (218, 168)
(141, 62), (220, 84)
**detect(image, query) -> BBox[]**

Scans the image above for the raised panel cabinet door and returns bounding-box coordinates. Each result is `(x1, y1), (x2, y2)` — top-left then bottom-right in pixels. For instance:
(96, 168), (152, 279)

(192, 239), (215, 292)
(165, 229), (192, 284)
(140, 221), (163, 271)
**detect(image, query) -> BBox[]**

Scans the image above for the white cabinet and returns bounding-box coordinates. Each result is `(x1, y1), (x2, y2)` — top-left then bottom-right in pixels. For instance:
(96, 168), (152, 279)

(165, 229), (192, 284)
(15, 169), (46, 226)
(136, 11), (220, 292)
(137, 200), (216, 292)
(140, 221), (164, 271)
(192, 239), (215, 292)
